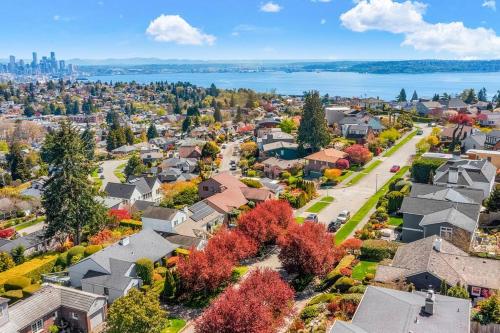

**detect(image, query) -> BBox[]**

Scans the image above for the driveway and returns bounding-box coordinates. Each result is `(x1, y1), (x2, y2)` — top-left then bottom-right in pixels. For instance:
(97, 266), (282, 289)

(298, 126), (433, 231)
(98, 159), (128, 189)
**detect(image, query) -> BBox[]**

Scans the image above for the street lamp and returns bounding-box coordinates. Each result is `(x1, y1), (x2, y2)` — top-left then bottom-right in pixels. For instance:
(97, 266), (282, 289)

(375, 173), (379, 193)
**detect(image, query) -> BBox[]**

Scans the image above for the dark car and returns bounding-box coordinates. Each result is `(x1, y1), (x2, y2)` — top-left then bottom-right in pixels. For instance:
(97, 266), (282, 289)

(328, 220), (342, 232)
(305, 213), (319, 223)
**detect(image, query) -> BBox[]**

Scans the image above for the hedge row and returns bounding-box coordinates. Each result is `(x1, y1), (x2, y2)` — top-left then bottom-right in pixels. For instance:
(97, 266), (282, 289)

(0, 254), (58, 288)
(120, 219), (142, 228)
(360, 240), (400, 261)
(319, 255), (355, 290)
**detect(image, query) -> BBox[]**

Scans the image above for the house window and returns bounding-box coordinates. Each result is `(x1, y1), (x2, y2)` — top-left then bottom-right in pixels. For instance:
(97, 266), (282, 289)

(31, 319), (44, 333)
(440, 226), (453, 240)
(203, 186), (208, 191)
(104, 287), (109, 296)
(72, 312), (79, 320)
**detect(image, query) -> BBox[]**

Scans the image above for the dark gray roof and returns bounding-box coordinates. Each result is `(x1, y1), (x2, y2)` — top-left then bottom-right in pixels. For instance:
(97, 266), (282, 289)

(330, 286), (471, 333)
(104, 182), (137, 199)
(127, 177), (151, 195)
(419, 207), (477, 232)
(71, 229), (178, 273)
(142, 206), (179, 221)
(132, 200), (154, 211)
(189, 201), (217, 222)
(447, 98), (468, 109)
(434, 159), (496, 186)
(376, 236), (500, 290)
(401, 196), (480, 222)
(410, 183), (483, 204)
(0, 229), (46, 253)
(82, 259), (135, 290)
(6, 284), (106, 332)
(163, 234), (204, 249)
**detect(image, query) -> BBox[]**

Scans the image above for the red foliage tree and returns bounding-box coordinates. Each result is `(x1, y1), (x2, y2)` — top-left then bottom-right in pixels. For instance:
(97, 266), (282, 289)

(177, 247), (234, 294)
(341, 238), (363, 253)
(449, 114), (473, 126)
(344, 144), (372, 165)
(0, 228), (15, 239)
(336, 158), (350, 170)
(237, 200), (294, 245)
(205, 229), (258, 264)
(108, 208), (131, 220)
(278, 222), (344, 276)
(195, 269), (294, 333)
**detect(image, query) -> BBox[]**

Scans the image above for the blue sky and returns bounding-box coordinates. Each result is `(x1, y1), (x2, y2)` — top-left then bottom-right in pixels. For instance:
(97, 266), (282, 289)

(1, 0), (499, 60)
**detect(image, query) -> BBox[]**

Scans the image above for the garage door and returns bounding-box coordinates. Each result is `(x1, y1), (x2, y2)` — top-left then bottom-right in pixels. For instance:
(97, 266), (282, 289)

(90, 310), (104, 330)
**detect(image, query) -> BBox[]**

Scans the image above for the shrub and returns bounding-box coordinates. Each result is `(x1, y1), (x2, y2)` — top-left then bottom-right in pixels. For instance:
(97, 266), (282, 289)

(348, 285), (367, 294)
(4, 276), (32, 291)
(155, 266), (167, 277)
(67, 246), (85, 264)
(336, 159), (350, 170)
(308, 293), (337, 306)
(361, 240), (399, 261)
(0, 252), (15, 273)
(0, 255), (57, 287)
(136, 258), (154, 286)
(300, 304), (321, 322)
(241, 178), (262, 188)
(55, 252), (68, 268)
(332, 276), (355, 293)
(119, 219), (142, 228)
(48, 325), (59, 333)
(70, 254), (83, 265)
(3, 289), (23, 302)
(22, 283), (41, 296)
(411, 158), (443, 183)
(84, 245), (103, 257)
(386, 191), (405, 213)
(319, 255), (355, 290)
(0, 228), (15, 239)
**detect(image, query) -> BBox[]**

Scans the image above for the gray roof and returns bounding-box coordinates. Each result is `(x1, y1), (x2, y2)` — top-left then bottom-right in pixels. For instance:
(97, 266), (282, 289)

(189, 201), (217, 222)
(410, 183), (483, 204)
(419, 207), (477, 233)
(72, 229), (178, 273)
(82, 259), (135, 290)
(401, 196), (480, 221)
(330, 286), (470, 333)
(142, 206), (179, 221)
(104, 182), (137, 199)
(434, 159), (496, 187)
(132, 200), (154, 211)
(6, 284), (106, 332)
(262, 141), (298, 152)
(0, 229), (46, 253)
(375, 236), (500, 290)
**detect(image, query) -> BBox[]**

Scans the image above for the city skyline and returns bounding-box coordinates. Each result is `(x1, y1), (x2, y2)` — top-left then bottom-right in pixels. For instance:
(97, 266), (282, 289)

(1, 0), (499, 61)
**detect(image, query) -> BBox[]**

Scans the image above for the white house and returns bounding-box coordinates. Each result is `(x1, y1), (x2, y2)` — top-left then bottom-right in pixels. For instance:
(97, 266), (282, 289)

(141, 206), (188, 233)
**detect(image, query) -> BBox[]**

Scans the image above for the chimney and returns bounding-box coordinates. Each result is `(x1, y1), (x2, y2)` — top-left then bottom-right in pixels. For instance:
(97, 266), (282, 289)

(424, 289), (436, 315)
(119, 236), (130, 246)
(433, 237), (442, 252)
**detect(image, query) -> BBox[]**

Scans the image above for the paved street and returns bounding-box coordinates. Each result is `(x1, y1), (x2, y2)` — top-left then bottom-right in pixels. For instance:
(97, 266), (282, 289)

(297, 126), (433, 234)
(219, 141), (240, 173)
(98, 159), (128, 189)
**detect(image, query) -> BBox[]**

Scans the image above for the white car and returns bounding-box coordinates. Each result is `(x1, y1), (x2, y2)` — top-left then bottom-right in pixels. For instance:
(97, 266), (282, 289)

(336, 210), (351, 224)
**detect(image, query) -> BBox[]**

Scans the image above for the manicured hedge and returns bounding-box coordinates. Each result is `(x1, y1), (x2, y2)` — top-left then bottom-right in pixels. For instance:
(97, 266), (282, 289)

(84, 245), (103, 257)
(3, 289), (23, 303)
(4, 276), (31, 291)
(361, 240), (399, 261)
(333, 276), (356, 293)
(0, 254), (58, 288)
(308, 293), (337, 306)
(411, 157), (443, 183)
(120, 219), (142, 228)
(300, 304), (321, 322)
(319, 255), (355, 290)
(67, 246), (85, 264)
(22, 283), (41, 297)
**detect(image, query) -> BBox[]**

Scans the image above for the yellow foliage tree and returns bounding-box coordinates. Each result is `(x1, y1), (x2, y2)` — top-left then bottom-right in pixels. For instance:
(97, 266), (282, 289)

(426, 135), (440, 147)
(240, 141), (258, 157)
(324, 168), (342, 181)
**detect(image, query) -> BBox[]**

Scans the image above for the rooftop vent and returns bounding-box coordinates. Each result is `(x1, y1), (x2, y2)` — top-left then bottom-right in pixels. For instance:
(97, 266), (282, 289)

(119, 237), (130, 246)
(433, 237), (442, 252)
(424, 288), (436, 315)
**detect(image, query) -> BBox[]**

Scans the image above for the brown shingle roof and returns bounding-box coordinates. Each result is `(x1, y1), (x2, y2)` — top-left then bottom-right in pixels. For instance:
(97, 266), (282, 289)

(304, 148), (347, 164)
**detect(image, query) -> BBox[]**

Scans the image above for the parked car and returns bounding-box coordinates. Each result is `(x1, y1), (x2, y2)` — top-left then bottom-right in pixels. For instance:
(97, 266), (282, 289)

(335, 210), (351, 224)
(390, 165), (401, 173)
(230, 164), (237, 171)
(328, 220), (342, 232)
(230, 160), (236, 165)
(305, 213), (319, 223)
(222, 144), (227, 149)
(416, 128), (423, 135)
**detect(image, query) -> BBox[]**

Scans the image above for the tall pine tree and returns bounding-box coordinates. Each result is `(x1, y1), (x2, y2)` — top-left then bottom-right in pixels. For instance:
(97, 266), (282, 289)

(396, 88), (407, 102)
(81, 125), (96, 161)
(297, 91), (330, 153)
(41, 120), (107, 245)
(147, 123), (159, 140)
(7, 141), (30, 181)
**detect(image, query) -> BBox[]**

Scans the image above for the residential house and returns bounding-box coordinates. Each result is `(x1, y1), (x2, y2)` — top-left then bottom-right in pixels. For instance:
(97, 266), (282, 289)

(329, 286), (470, 333)
(343, 124), (375, 144)
(400, 184), (482, 250)
(439, 125), (474, 146)
(104, 176), (162, 205)
(160, 157), (198, 173)
(484, 130), (500, 150)
(304, 148), (348, 177)
(416, 101), (444, 117)
(262, 157), (303, 179)
(69, 229), (178, 302)
(261, 141), (299, 160)
(433, 158), (496, 198)
(0, 229), (55, 257)
(255, 117), (281, 137)
(257, 129), (295, 148)
(325, 106), (351, 126)
(172, 201), (224, 238)
(140, 151), (163, 165)
(476, 111), (500, 128)
(0, 284), (107, 333)
(447, 98), (468, 113)
(178, 142), (203, 159)
(141, 206), (187, 233)
(466, 149), (500, 169)
(462, 132), (486, 151)
(111, 145), (136, 155)
(375, 236), (500, 298)
(198, 172), (272, 214)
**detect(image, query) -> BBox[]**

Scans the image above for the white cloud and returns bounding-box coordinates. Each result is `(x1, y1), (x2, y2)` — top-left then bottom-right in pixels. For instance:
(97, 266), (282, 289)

(311, 0), (332, 2)
(482, 0), (496, 11)
(53, 15), (60, 21)
(340, 0), (500, 58)
(321, 19), (327, 24)
(146, 15), (215, 46)
(260, 2), (282, 12)
(340, 0), (426, 34)
(53, 14), (74, 22)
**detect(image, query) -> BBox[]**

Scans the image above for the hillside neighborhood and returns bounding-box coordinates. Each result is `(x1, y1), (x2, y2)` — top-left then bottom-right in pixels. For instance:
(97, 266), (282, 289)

(0, 80), (499, 333)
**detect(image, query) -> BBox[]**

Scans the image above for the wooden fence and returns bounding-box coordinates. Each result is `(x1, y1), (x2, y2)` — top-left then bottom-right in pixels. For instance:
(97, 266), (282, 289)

(471, 322), (500, 333)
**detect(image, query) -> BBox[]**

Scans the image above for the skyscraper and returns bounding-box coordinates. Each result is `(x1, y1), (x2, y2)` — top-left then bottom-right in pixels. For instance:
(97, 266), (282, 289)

(32, 52), (38, 66)
(8, 55), (15, 73)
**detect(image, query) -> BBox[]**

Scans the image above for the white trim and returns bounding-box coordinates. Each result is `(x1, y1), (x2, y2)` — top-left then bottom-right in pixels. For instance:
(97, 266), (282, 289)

(402, 227), (424, 232)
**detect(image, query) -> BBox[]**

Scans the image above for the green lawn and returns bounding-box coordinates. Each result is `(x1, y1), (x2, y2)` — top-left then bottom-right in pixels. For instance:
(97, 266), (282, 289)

(382, 130), (417, 157)
(347, 160), (382, 186)
(162, 318), (186, 333)
(335, 166), (410, 244)
(295, 216), (305, 224)
(232, 266), (249, 281)
(321, 196), (335, 203)
(113, 163), (127, 183)
(337, 170), (353, 183)
(388, 216), (403, 227)
(352, 260), (378, 281)
(15, 216), (45, 231)
(307, 201), (331, 213)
